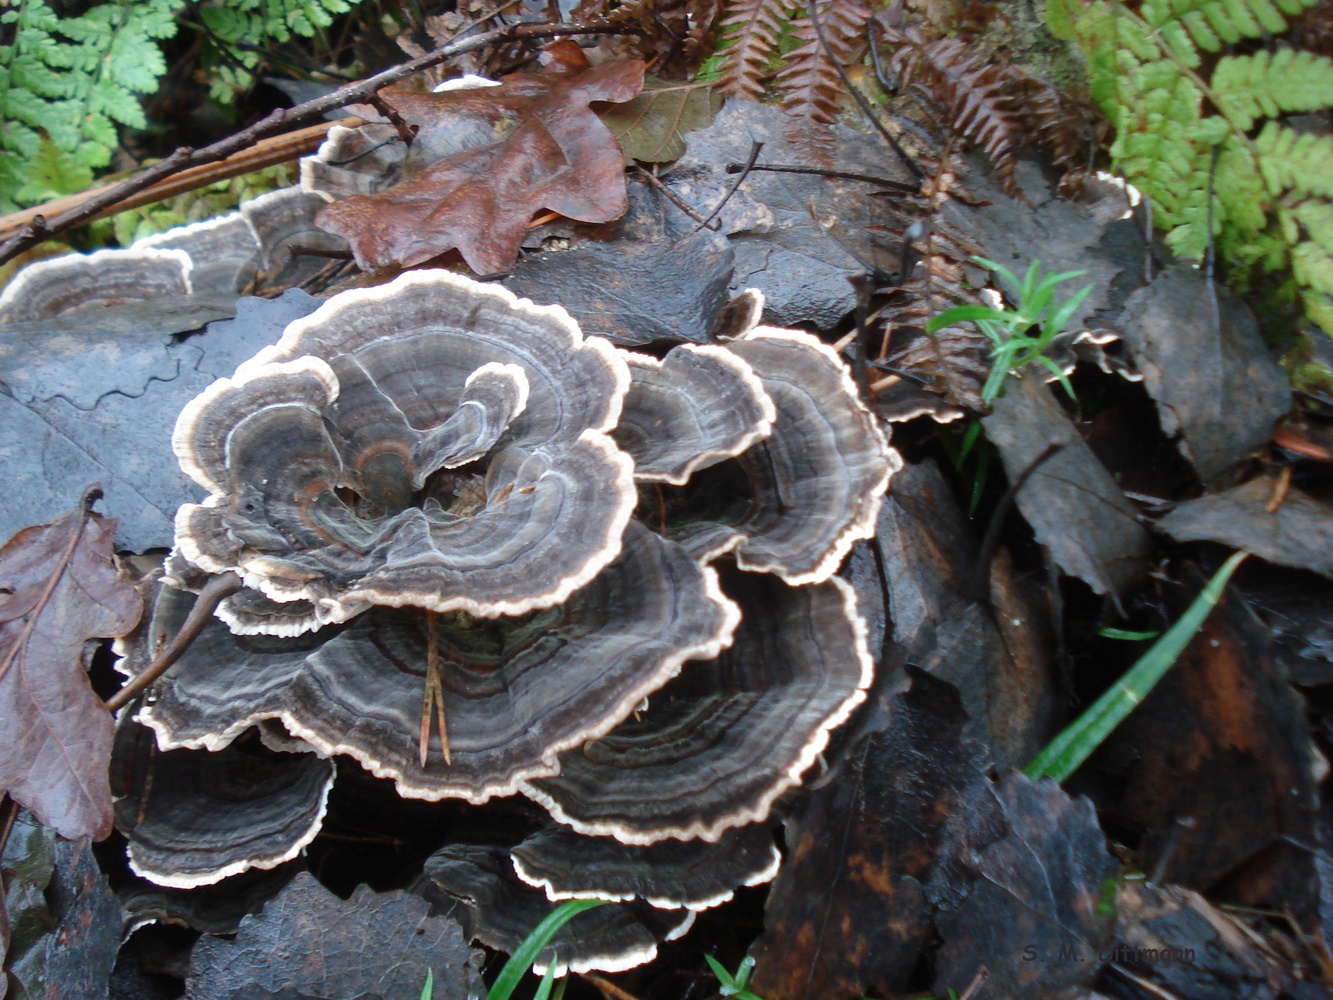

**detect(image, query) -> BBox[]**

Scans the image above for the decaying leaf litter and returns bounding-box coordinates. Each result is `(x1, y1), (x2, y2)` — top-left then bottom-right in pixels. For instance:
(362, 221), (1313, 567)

(0, 6), (1331, 1000)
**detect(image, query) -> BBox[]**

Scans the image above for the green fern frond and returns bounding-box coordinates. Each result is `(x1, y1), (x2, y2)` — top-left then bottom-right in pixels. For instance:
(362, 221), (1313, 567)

(1141, 0), (1318, 55)
(197, 0), (358, 105)
(0, 0), (179, 211)
(1052, 0), (1333, 334)
(1256, 123), (1333, 197)
(1213, 49), (1333, 129)
(14, 135), (94, 206)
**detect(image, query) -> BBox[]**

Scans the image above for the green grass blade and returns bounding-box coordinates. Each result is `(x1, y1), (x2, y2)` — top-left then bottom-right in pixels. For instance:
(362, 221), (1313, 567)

(486, 899), (606, 1000)
(1020, 258), (1042, 302)
(1042, 283), (1094, 343)
(973, 255), (1022, 293)
(1099, 627), (1160, 640)
(705, 954), (735, 988)
(421, 968), (433, 1000)
(1026, 551), (1249, 782)
(1036, 268), (1090, 291)
(532, 961), (559, 1000)
(926, 304), (1011, 333)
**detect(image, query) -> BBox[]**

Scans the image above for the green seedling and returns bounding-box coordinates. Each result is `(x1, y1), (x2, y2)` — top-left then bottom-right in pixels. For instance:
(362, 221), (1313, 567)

(927, 257), (1093, 406)
(705, 954), (765, 999)
(1027, 550), (1249, 782)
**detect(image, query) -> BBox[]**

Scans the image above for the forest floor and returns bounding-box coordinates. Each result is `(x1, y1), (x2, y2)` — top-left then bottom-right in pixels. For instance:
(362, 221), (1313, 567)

(2, 9), (1333, 1000)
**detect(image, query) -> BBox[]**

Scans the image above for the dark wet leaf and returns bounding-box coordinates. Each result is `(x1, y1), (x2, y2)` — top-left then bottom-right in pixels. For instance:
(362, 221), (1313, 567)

(1241, 565), (1333, 686)
(186, 872), (481, 1000)
(505, 176), (735, 346)
(602, 81), (722, 163)
(0, 502), (141, 840)
(660, 100), (915, 329)
(1109, 882), (1292, 999)
(4, 823), (122, 1000)
(982, 375), (1150, 601)
(941, 161), (1148, 332)
(986, 547), (1060, 768)
(749, 669), (993, 999)
(315, 58), (645, 275)
(1116, 265), (1291, 485)
(1095, 571), (1320, 918)
(2, 809), (57, 1000)
(39, 839), (122, 1000)
(859, 458), (1057, 769)
(0, 290), (321, 552)
(1159, 476), (1333, 579)
(932, 774), (1116, 1000)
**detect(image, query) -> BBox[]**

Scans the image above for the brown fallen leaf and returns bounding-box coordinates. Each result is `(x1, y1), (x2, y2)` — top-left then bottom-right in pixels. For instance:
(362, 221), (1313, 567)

(1096, 565), (1321, 920)
(600, 80), (722, 163)
(315, 49), (645, 275)
(0, 492), (141, 840)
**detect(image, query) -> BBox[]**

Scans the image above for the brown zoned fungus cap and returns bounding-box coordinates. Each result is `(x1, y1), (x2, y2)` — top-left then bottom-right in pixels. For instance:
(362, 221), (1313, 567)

(0, 247), (194, 323)
(671, 327), (899, 584)
(301, 122), (407, 200)
(111, 715), (333, 889)
(522, 566), (873, 844)
(417, 844), (695, 976)
(511, 823), (780, 910)
(615, 344), (776, 485)
(172, 270), (637, 627)
(133, 523), (738, 802)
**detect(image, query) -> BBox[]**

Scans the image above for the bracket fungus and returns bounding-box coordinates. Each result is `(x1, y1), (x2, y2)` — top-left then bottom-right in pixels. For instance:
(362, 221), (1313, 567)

(511, 824), (781, 910)
(132, 522), (738, 802)
(111, 715), (333, 889)
(666, 328), (899, 584)
(522, 568), (874, 844)
(172, 270), (636, 625)
(417, 843), (698, 976)
(127, 268), (899, 972)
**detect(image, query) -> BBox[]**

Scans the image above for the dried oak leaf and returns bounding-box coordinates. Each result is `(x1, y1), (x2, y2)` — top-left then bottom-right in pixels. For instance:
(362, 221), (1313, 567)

(0, 499), (142, 840)
(314, 60), (645, 275)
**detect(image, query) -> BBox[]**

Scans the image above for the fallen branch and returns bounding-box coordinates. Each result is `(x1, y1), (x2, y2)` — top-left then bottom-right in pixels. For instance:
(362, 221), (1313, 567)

(0, 119), (359, 245)
(103, 571), (243, 713)
(0, 18), (635, 267)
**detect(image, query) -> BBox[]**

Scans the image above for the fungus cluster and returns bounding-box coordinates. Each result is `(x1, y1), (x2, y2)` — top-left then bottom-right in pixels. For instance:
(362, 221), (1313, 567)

(118, 269), (898, 971)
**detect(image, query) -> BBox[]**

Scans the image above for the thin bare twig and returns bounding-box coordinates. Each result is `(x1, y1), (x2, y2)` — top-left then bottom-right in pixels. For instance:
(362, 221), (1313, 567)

(725, 162), (918, 192)
(104, 571), (243, 713)
(633, 166), (718, 229)
(0, 120), (354, 245)
(684, 139), (762, 238)
(0, 18), (635, 267)
(368, 93), (420, 146)
(807, 0), (922, 184)
(973, 439), (1066, 599)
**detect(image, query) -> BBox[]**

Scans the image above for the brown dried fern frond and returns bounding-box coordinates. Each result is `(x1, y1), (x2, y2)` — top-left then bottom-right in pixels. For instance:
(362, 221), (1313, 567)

(715, 0), (792, 101)
(881, 23), (1022, 191)
(1006, 63), (1107, 182)
(777, 0), (872, 162)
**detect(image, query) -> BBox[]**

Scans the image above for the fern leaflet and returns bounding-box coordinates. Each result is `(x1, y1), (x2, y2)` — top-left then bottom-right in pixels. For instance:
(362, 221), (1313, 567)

(1050, 0), (1333, 333)
(0, 0), (178, 212)
(197, 0), (357, 105)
